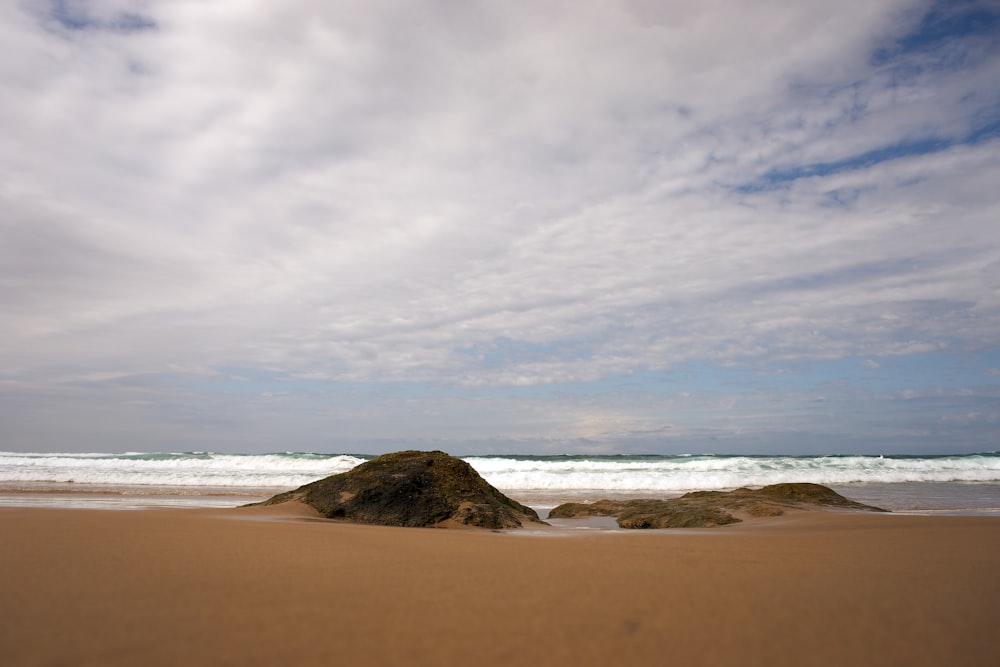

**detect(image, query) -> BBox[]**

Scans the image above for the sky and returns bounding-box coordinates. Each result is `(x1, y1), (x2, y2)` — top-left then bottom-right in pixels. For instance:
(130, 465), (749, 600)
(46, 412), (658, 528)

(1, 0), (999, 456)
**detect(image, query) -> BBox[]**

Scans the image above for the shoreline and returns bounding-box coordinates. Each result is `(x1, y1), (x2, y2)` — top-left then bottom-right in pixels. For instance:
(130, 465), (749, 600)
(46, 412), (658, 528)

(2, 505), (998, 666)
(2, 481), (999, 517)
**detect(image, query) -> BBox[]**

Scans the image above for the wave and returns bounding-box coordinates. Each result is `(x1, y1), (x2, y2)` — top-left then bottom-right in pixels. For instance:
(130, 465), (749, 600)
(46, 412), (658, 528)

(1, 451), (998, 492)
(0, 451), (366, 488)
(465, 454), (1000, 492)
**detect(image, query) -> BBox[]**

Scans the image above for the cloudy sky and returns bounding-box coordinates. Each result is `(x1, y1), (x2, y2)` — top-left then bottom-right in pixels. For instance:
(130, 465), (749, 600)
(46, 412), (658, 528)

(2, 0), (999, 455)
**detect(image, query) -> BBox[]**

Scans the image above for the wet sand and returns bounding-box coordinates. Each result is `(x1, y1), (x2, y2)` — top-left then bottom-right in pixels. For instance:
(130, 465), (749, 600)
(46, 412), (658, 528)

(1, 505), (997, 666)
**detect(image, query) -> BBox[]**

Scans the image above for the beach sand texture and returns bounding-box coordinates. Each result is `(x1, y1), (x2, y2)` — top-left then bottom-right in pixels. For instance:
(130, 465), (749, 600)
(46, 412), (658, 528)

(1, 505), (997, 667)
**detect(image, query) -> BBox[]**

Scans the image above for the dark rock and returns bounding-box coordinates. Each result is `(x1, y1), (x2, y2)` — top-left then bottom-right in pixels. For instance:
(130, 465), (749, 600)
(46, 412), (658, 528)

(547, 499), (626, 519)
(548, 483), (886, 529)
(756, 482), (881, 510)
(256, 450), (545, 529)
(617, 500), (741, 529)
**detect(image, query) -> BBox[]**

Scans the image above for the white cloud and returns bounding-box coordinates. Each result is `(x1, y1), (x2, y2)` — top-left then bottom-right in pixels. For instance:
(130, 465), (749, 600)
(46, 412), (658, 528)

(2, 1), (999, 452)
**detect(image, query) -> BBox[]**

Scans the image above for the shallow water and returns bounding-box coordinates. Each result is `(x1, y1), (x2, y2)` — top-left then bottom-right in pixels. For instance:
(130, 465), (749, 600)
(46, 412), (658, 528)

(829, 481), (1000, 515)
(0, 491), (270, 510)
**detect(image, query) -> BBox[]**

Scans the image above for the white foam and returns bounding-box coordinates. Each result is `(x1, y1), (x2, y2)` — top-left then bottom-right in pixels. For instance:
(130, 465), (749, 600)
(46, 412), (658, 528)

(1, 452), (997, 494)
(465, 454), (1000, 493)
(0, 452), (365, 488)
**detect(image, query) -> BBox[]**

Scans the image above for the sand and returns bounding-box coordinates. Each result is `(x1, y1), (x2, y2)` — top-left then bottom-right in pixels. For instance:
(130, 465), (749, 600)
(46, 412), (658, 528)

(1, 505), (997, 667)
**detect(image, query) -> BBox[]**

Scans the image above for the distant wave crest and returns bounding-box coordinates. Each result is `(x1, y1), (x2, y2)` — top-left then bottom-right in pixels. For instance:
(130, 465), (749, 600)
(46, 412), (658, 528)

(1, 451), (998, 492)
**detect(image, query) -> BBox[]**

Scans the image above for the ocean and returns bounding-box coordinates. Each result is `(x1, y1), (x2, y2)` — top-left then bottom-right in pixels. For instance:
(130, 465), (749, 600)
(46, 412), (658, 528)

(1, 450), (998, 515)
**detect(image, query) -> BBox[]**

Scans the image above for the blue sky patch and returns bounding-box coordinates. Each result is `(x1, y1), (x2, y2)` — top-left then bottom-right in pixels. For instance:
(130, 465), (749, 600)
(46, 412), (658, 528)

(737, 121), (999, 192)
(49, 0), (156, 33)
(873, 0), (1000, 64)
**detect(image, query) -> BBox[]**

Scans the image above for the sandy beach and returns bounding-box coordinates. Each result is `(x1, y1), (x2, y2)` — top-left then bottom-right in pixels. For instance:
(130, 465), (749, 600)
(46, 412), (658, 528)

(1, 505), (997, 667)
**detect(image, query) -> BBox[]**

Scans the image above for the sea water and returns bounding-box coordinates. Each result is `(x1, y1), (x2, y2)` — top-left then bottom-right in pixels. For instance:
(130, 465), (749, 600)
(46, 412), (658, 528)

(1, 451), (998, 515)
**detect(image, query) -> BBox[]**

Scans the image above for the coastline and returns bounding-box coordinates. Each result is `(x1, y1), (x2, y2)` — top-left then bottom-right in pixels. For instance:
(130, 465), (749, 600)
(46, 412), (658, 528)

(2, 505), (997, 666)
(2, 479), (999, 516)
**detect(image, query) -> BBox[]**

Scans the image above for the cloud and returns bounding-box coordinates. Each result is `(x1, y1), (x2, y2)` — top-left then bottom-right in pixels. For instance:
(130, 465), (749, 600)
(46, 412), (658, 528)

(2, 0), (999, 452)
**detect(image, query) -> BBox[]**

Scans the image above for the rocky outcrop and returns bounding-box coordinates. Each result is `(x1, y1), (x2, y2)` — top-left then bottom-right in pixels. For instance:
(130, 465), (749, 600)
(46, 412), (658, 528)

(256, 450), (545, 529)
(548, 483), (886, 529)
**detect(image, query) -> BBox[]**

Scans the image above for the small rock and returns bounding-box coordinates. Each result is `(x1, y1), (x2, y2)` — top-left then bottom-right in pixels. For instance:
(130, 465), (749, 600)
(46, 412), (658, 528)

(548, 483), (886, 529)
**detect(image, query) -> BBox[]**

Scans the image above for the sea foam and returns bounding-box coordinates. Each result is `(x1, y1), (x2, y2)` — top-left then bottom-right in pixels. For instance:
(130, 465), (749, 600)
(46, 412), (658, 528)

(464, 454), (1000, 492)
(1, 451), (997, 493)
(0, 451), (364, 488)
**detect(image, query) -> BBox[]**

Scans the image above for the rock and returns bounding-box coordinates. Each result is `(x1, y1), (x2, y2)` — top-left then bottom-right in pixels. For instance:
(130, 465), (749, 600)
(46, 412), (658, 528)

(548, 483), (886, 529)
(547, 499), (625, 519)
(550, 497), (741, 528)
(256, 450), (545, 529)
(617, 500), (742, 529)
(756, 482), (879, 510)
